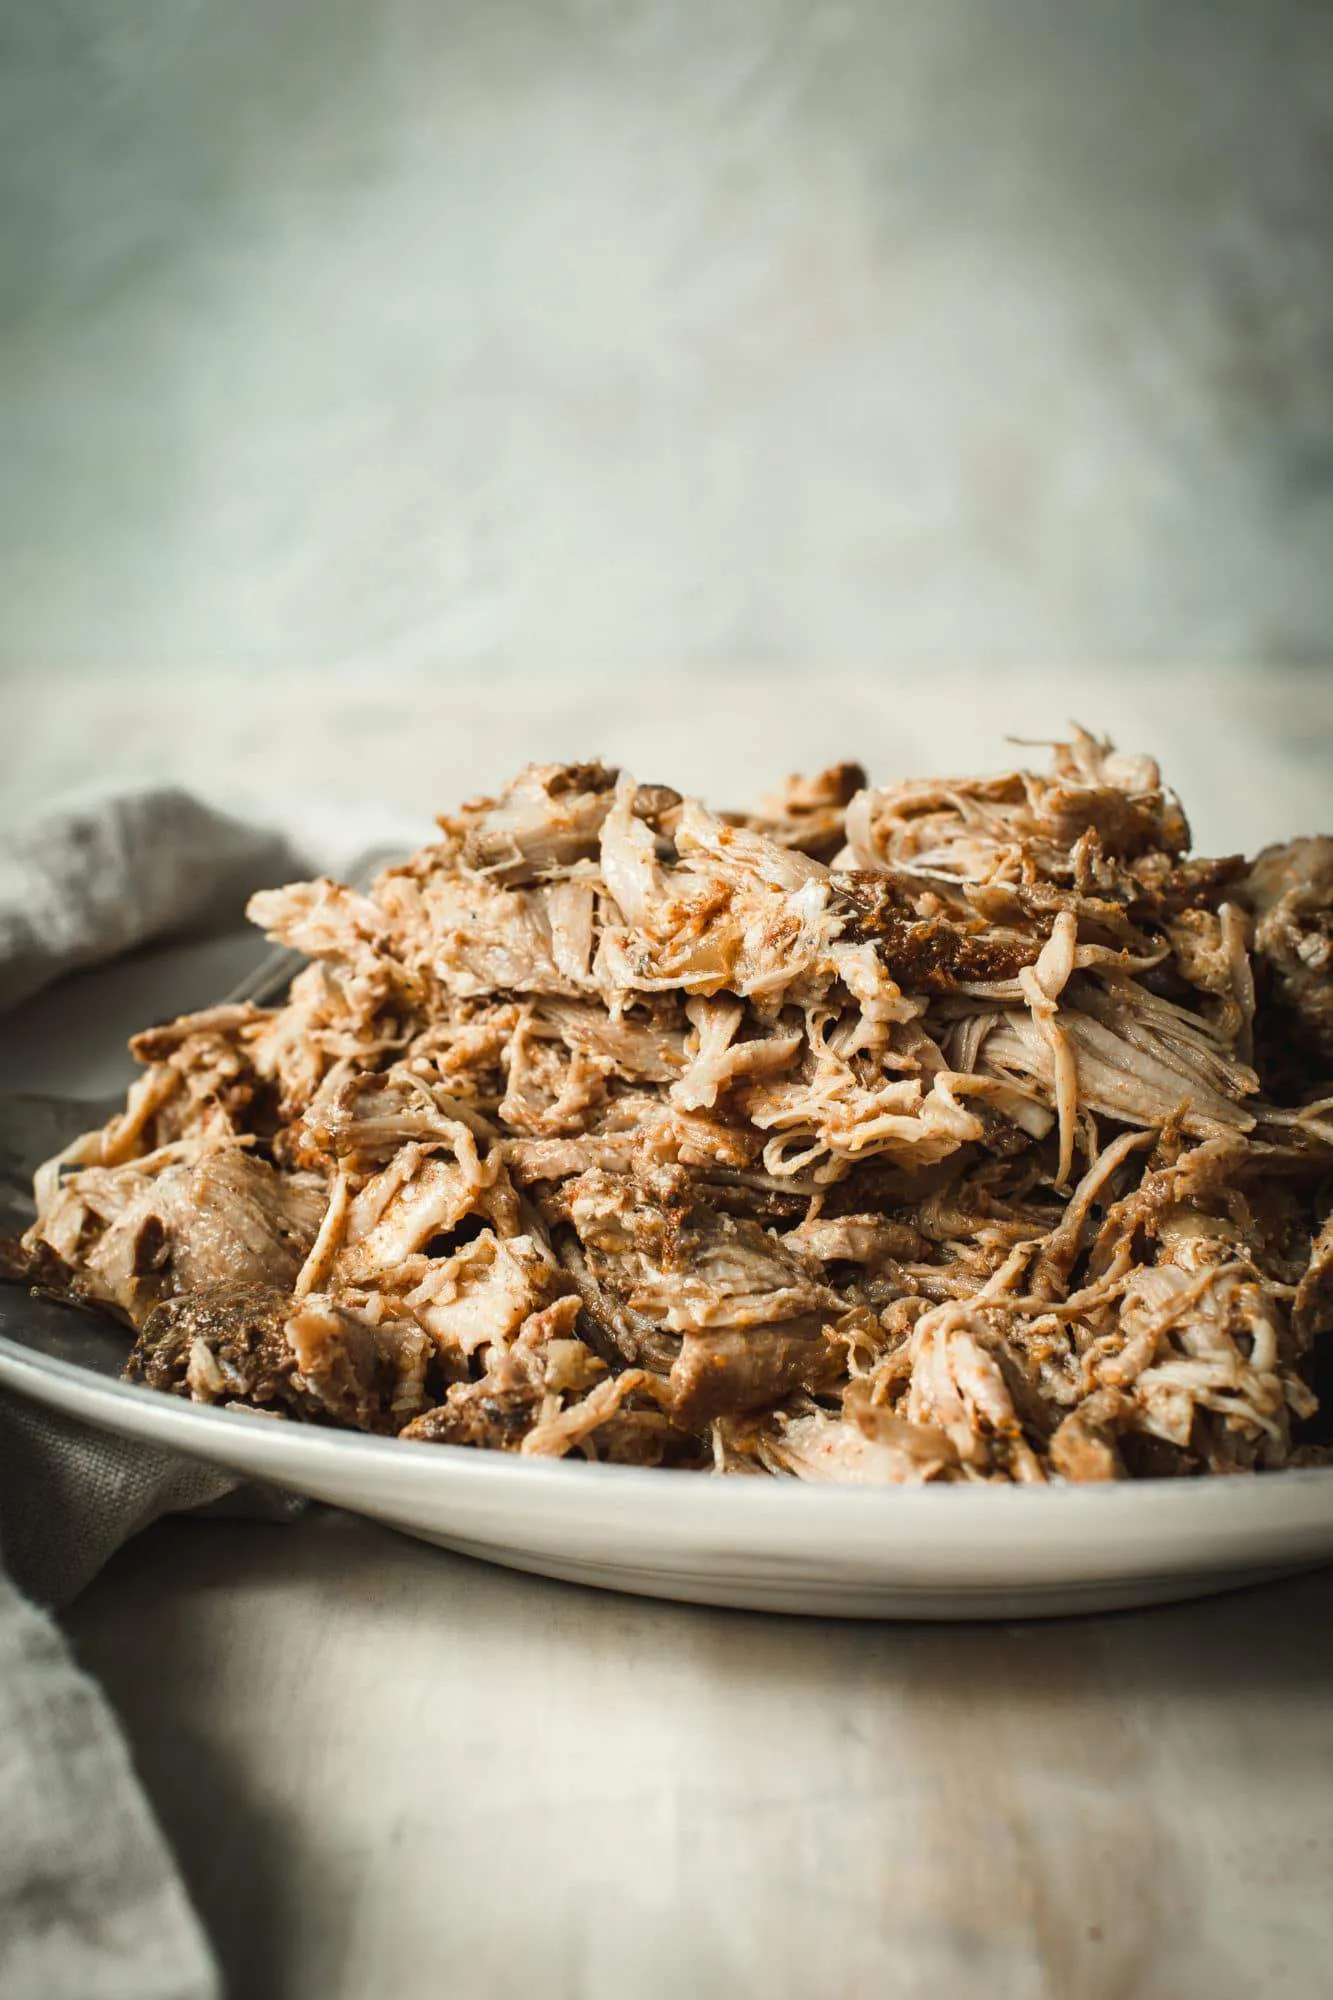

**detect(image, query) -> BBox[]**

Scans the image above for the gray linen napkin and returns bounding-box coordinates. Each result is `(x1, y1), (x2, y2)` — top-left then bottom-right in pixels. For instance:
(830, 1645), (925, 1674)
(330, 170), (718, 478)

(0, 789), (308, 2000)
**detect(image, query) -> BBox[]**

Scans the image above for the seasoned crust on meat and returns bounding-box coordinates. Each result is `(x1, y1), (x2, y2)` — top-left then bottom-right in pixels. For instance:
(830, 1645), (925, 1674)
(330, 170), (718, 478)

(126, 1284), (433, 1433)
(11, 734), (1333, 1481)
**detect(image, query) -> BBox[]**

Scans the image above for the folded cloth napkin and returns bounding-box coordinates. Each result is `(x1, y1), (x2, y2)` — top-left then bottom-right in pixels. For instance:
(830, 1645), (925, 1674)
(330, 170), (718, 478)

(0, 789), (309, 2000)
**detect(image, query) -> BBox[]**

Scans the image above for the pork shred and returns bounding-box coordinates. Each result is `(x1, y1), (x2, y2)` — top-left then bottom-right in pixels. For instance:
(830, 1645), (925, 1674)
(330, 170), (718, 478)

(14, 734), (1333, 1482)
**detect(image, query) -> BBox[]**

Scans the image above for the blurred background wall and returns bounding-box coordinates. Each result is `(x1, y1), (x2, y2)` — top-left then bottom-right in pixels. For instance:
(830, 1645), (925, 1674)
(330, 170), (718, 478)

(2, 1), (1332, 843)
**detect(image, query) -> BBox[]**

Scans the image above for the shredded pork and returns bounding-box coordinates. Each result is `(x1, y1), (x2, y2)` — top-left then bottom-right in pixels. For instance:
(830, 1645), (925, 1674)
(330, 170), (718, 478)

(8, 734), (1333, 1482)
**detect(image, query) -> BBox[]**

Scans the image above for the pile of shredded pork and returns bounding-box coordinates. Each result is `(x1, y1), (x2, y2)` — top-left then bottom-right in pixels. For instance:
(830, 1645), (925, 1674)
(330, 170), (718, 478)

(11, 732), (1333, 1483)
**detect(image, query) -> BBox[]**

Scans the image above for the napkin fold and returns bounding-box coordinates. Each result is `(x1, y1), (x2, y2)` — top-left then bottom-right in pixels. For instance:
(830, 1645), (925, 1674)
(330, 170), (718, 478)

(0, 788), (309, 2000)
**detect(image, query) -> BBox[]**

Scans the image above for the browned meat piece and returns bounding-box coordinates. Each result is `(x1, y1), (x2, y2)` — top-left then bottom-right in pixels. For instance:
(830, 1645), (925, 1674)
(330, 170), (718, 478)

(14, 728), (1331, 1483)
(24, 1150), (326, 1327)
(563, 1165), (836, 1337)
(127, 1284), (432, 1432)
(669, 1319), (842, 1425)
(832, 872), (1044, 990)
(1125, 853), (1249, 926)
(552, 1236), (680, 1374)
(1241, 837), (1333, 1068)
(399, 1298), (596, 1450)
(736, 763), (868, 862)
(0, 1231), (78, 1294)
(129, 1285), (298, 1402)
(399, 1295), (693, 1461)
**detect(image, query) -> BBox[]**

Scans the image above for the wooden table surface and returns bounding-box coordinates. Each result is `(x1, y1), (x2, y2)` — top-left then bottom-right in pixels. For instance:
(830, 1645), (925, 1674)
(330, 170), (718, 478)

(8, 671), (1333, 1999)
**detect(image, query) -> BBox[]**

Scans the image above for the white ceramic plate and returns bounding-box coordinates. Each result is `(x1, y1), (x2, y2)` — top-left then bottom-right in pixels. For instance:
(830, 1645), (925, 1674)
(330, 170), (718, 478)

(3, 1285), (1332, 1619)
